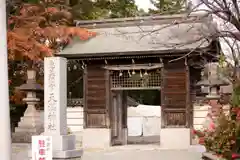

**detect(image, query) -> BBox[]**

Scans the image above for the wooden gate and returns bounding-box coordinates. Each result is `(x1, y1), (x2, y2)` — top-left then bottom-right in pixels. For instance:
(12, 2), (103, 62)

(108, 64), (162, 145)
(110, 91), (128, 145)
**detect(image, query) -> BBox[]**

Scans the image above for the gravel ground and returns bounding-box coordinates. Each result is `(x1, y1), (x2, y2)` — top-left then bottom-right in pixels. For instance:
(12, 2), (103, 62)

(12, 143), (204, 160)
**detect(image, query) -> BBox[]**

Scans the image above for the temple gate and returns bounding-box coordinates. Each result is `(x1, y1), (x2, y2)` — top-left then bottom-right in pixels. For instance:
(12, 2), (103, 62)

(56, 13), (218, 149)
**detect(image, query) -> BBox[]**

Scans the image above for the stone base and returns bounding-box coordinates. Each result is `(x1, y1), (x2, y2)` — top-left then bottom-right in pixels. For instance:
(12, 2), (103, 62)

(51, 134), (76, 151)
(53, 149), (83, 159)
(12, 132), (41, 143)
(160, 128), (190, 149)
(12, 108), (44, 143)
(128, 135), (160, 144)
(82, 128), (111, 148)
(122, 128), (128, 145)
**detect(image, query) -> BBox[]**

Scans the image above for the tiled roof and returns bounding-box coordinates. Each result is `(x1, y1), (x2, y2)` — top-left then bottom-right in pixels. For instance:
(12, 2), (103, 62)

(56, 13), (216, 58)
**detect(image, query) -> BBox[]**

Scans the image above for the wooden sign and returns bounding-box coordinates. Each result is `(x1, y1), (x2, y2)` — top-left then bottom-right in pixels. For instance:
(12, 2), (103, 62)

(32, 136), (52, 160)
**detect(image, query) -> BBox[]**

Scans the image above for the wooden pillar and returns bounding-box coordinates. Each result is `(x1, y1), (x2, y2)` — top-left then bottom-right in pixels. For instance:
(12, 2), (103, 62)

(161, 63), (166, 128)
(105, 69), (111, 128)
(83, 65), (109, 128)
(185, 58), (191, 128)
(161, 60), (190, 128)
(122, 91), (128, 129)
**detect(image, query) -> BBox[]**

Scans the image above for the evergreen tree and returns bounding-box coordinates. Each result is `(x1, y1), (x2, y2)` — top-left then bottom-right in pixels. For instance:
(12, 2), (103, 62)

(109, 0), (138, 18)
(69, 0), (139, 20)
(70, 0), (111, 20)
(138, 8), (150, 17)
(149, 0), (185, 14)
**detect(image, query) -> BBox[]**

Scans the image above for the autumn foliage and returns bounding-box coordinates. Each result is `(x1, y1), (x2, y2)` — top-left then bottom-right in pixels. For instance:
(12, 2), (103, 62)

(7, 0), (97, 61)
(7, 0), (96, 107)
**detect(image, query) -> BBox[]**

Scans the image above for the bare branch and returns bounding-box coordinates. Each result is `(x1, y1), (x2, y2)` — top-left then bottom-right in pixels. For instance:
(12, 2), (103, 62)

(169, 39), (207, 63)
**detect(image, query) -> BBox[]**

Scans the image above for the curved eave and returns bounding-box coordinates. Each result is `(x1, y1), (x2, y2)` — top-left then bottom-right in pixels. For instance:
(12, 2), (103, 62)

(55, 44), (214, 60)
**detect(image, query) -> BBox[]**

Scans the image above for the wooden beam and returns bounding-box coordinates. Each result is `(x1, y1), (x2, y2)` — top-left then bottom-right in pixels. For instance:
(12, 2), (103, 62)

(83, 67), (88, 128)
(105, 69), (110, 128)
(111, 87), (161, 90)
(163, 108), (187, 111)
(102, 63), (163, 71)
(161, 64), (165, 128)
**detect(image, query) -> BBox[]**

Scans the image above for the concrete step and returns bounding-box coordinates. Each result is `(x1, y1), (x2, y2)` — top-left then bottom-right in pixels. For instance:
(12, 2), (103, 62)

(14, 127), (42, 133)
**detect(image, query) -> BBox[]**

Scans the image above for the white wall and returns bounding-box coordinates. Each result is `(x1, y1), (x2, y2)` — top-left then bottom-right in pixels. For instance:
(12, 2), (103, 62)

(66, 105), (161, 137)
(67, 107), (84, 132)
(66, 104), (230, 136)
(127, 105), (161, 136)
(66, 107), (83, 146)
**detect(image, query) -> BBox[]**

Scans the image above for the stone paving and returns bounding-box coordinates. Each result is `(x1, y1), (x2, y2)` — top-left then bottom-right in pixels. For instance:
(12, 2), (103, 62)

(12, 143), (29, 160)
(12, 143), (205, 160)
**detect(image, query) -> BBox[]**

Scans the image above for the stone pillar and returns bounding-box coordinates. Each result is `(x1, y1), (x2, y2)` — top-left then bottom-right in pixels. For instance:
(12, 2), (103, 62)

(12, 70), (43, 143)
(43, 57), (82, 159)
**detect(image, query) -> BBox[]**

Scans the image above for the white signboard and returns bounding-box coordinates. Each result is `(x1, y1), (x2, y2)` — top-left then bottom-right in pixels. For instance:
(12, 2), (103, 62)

(32, 136), (52, 160)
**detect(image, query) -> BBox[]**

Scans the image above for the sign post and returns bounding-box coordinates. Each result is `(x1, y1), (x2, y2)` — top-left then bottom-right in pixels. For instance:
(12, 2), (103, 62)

(43, 57), (82, 158)
(32, 136), (52, 160)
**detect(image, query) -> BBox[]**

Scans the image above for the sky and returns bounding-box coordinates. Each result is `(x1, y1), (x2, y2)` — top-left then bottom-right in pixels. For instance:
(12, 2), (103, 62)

(135, 0), (155, 11)
(135, 0), (199, 11)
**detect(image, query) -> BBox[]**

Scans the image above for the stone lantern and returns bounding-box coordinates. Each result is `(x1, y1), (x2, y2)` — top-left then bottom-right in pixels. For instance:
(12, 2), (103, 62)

(12, 70), (43, 143)
(196, 63), (229, 120)
(196, 75), (229, 99)
(196, 63), (229, 99)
